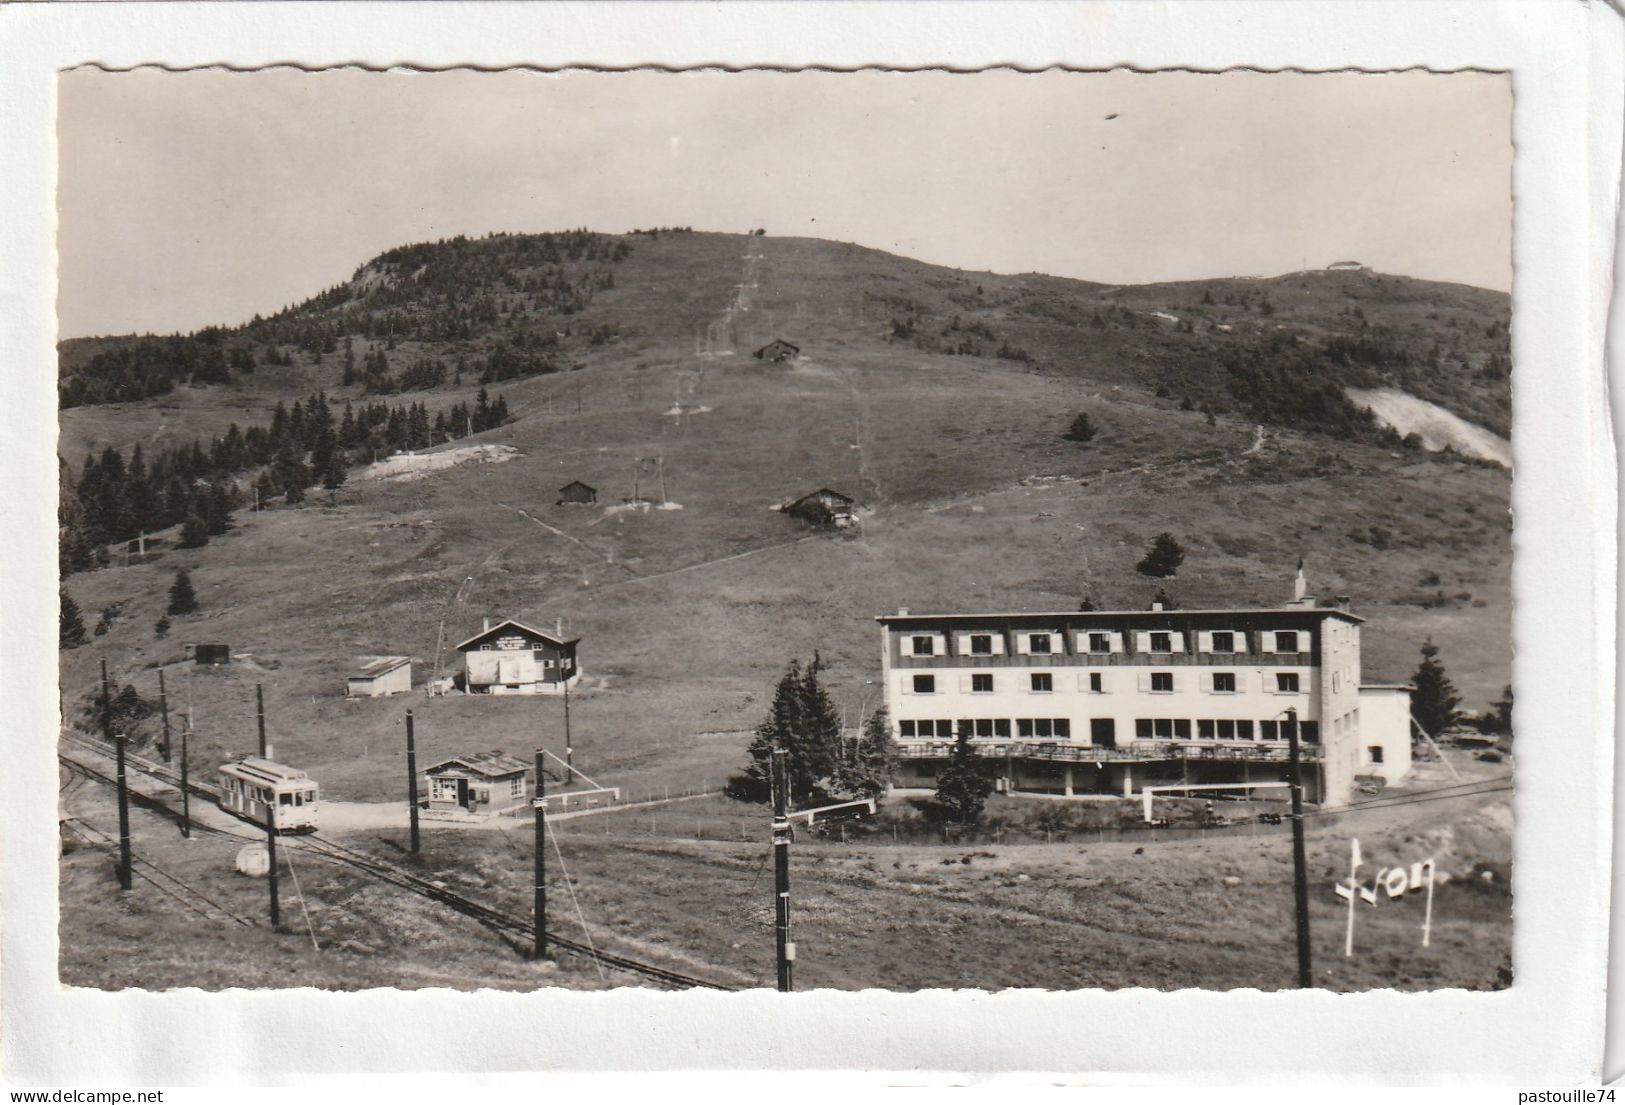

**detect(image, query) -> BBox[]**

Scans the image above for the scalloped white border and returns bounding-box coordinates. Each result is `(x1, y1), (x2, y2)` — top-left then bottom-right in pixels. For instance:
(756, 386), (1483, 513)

(0, 0), (1618, 1087)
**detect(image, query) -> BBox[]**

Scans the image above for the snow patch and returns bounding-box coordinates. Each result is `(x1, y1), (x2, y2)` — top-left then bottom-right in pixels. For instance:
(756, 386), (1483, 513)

(1346, 387), (1511, 468)
(362, 444), (519, 482)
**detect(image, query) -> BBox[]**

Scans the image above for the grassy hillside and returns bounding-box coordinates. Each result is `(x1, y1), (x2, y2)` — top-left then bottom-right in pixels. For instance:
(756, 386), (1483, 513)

(58, 233), (1511, 808)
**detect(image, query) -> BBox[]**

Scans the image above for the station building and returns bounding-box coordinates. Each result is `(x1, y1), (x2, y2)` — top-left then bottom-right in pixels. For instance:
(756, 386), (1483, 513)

(877, 576), (1412, 807)
(456, 618), (581, 695)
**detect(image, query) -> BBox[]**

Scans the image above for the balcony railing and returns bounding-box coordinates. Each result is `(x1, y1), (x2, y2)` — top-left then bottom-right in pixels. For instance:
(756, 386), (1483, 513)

(894, 651), (1314, 669)
(897, 739), (1322, 764)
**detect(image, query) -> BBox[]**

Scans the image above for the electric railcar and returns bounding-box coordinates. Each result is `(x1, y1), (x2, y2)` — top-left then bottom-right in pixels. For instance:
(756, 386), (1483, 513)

(216, 756), (320, 833)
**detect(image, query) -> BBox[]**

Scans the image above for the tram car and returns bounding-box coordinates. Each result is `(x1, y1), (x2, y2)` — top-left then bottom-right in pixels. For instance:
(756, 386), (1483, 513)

(216, 756), (320, 833)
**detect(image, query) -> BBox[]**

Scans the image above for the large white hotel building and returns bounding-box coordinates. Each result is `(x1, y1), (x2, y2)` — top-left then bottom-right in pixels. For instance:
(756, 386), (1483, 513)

(877, 577), (1413, 807)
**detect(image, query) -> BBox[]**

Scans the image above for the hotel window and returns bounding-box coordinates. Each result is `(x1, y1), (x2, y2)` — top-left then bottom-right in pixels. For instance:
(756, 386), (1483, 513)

(971, 673), (994, 694)
(1030, 673), (1053, 693)
(1275, 631), (1300, 653)
(1150, 672), (1174, 693)
(1216, 719), (1237, 740)
(1212, 672), (1236, 693)
(1276, 672), (1300, 693)
(1302, 722), (1320, 743)
(994, 719), (1012, 738)
(973, 719), (996, 737)
(1369, 745), (1385, 764)
(1236, 720), (1255, 740)
(1210, 631), (1236, 653)
(911, 635), (935, 657)
(1149, 632), (1173, 653)
(913, 674), (936, 694)
(1198, 719), (1216, 740)
(1089, 672), (1103, 693)
(1028, 633), (1053, 655)
(1260, 720), (1279, 741)
(1087, 632), (1112, 652)
(969, 634), (993, 655)
(899, 720), (917, 738)
(1135, 719), (1154, 739)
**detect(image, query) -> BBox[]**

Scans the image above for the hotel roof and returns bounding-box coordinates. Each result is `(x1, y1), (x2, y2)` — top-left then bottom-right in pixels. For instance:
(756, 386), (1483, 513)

(876, 606), (1364, 625)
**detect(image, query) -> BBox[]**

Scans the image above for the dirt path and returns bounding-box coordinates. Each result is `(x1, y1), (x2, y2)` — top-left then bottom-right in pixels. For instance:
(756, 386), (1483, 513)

(496, 501), (637, 578)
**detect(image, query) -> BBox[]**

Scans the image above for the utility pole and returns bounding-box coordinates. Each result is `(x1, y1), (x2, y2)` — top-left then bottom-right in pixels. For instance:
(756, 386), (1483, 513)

(266, 815), (281, 930)
(1285, 707), (1313, 988)
(114, 733), (133, 892)
(562, 680), (573, 786)
(256, 684), (268, 758)
(156, 669), (172, 763)
(179, 709), (191, 840)
(98, 659), (134, 889)
(770, 747), (794, 992)
(405, 710), (421, 855)
(533, 748), (547, 960)
(657, 454), (667, 505)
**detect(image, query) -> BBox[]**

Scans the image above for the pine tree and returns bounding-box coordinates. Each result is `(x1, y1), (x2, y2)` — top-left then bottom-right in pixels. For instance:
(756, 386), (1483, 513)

(320, 445), (348, 491)
(1489, 685), (1514, 736)
(1410, 638), (1461, 739)
(831, 707), (900, 800)
(177, 513), (210, 549)
(167, 569), (198, 616)
(1064, 413), (1096, 443)
(154, 615), (171, 639)
(203, 482), (234, 535)
(1136, 532), (1186, 578)
(729, 656), (843, 804)
(59, 590), (86, 649)
(934, 731), (994, 824)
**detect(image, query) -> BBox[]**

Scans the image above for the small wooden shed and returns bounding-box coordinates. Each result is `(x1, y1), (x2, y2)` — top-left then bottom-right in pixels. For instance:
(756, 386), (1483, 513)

(754, 339), (800, 363)
(346, 656), (412, 698)
(558, 480), (598, 505)
(783, 487), (857, 529)
(192, 643), (231, 666)
(422, 751), (531, 815)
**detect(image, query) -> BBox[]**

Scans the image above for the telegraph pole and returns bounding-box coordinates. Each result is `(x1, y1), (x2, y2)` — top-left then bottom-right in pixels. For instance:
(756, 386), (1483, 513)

(770, 747), (794, 992)
(157, 669), (172, 763)
(179, 710), (191, 840)
(533, 748), (547, 959)
(1285, 707), (1313, 988)
(266, 816), (281, 929)
(404, 710), (421, 855)
(562, 680), (573, 786)
(99, 661), (132, 891)
(255, 684), (268, 757)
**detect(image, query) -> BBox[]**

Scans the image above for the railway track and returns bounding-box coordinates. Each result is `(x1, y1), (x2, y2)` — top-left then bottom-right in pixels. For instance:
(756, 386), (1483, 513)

(58, 734), (738, 991)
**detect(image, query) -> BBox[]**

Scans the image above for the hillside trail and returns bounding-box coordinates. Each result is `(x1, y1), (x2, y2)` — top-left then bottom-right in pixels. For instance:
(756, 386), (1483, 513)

(1244, 424), (1267, 454)
(496, 501), (637, 580)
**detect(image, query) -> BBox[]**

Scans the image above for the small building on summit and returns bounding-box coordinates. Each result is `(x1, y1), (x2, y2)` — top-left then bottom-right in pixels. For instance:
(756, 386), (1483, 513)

(783, 487), (858, 529)
(346, 656), (412, 698)
(422, 751), (531, 815)
(455, 618), (581, 695)
(754, 339), (800, 363)
(1326, 260), (1368, 271)
(557, 480), (598, 506)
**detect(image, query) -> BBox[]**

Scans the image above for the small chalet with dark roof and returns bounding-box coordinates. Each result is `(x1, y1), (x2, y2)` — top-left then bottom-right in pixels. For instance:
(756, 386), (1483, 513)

(557, 480), (597, 505)
(455, 618), (581, 695)
(783, 487), (858, 529)
(422, 751), (531, 814)
(754, 339), (800, 363)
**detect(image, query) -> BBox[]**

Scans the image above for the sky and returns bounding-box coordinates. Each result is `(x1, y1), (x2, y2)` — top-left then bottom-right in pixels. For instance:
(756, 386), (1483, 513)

(56, 68), (1511, 339)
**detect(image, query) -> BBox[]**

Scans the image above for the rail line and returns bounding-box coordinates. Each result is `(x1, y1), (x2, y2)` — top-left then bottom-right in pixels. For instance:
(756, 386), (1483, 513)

(58, 735), (738, 991)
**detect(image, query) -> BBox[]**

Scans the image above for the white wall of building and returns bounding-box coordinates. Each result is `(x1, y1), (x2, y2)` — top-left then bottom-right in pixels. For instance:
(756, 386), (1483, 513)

(1357, 686), (1414, 782)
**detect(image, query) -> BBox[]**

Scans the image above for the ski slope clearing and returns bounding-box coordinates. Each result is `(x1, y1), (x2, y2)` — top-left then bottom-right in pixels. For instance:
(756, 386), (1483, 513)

(1346, 387), (1511, 468)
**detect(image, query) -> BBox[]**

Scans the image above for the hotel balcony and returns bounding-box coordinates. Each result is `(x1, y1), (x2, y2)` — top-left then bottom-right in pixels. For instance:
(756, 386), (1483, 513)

(896, 739), (1323, 764)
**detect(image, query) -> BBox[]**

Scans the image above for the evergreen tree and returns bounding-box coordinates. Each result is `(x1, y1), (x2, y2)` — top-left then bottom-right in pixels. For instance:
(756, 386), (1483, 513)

(203, 482), (235, 535)
(1064, 413), (1096, 443)
(1136, 532), (1186, 578)
(59, 590), (86, 649)
(1489, 685), (1514, 736)
(320, 445), (348, 491)
(831, 707), (900, 800)
(934, 731), (994, 824)
(254, 471), (277, 511)
(177, 513), (210, 549)
(272, 442), (311, 504)
(1410, 638), (1461, 739)
(154, 615), (170, 639)
(729, 655), (843, 804)
(167, 569), (198, 616)
(473, 387), (492, 432)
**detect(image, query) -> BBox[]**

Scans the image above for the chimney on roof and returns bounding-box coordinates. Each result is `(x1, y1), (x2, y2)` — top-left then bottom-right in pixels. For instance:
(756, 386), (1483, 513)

(1293, 560), (1308, 603)
(1150, 600), (1164, 612)
(898, 606), (909, 616)
(556, 617), (563, 637)
(483, 617), (491, 632)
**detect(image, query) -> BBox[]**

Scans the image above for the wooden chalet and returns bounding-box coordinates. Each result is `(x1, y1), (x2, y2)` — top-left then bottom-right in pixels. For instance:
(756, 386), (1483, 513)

(422, 751), (531, 814)
(753, 339), (800, 363)
(455, 617), (582, 695)
(783, 487), (858, 529)
(557, 480), (598, 505)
